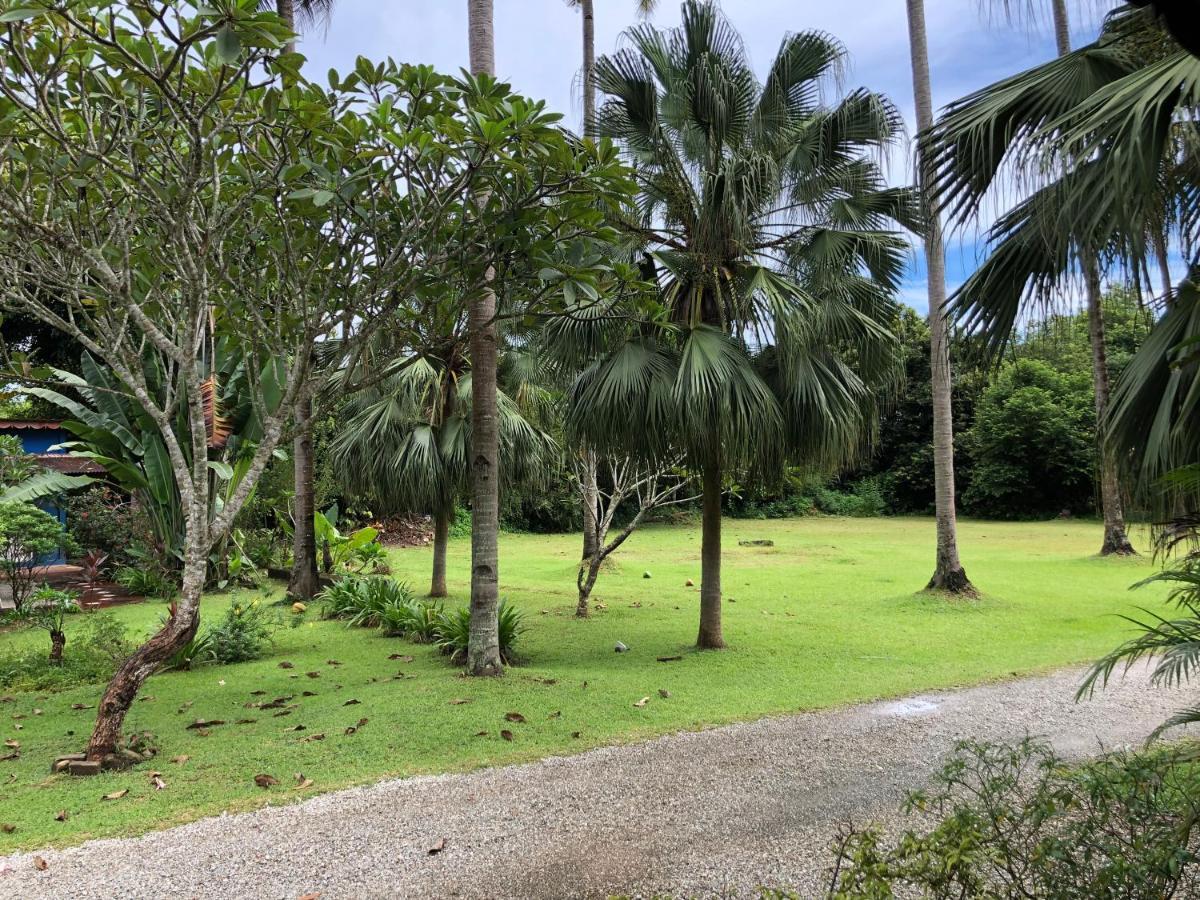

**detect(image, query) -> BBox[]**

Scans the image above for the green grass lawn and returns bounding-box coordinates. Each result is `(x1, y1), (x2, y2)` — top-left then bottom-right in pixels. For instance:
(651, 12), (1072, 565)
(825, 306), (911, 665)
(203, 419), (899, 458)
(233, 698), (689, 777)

(0, 516), (1165, 851)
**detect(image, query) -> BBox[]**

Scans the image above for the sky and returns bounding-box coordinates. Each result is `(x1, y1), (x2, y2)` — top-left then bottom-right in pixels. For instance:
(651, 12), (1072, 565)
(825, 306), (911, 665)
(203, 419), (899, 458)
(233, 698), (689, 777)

(297, 0), (1113, 314)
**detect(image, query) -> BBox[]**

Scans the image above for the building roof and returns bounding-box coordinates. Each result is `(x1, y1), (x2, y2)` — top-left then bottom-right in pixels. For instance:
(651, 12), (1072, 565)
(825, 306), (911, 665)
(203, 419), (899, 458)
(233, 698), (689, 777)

(35, 454), (105, 475)
(0, 420), (64, 430)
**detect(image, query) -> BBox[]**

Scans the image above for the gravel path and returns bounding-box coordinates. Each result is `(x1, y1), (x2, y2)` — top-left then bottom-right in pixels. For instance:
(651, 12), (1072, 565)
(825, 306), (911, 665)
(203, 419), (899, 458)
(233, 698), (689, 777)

(0, 664), (1180, 899)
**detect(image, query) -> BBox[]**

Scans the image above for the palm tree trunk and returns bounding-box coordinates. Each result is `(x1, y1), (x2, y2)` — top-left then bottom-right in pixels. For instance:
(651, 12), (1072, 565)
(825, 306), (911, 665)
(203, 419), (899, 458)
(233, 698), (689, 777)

(1084, 255), (1136, 555)
(1049, 0), (1070, 56)
(287, 394), (321, 599)
(466, 0), (503, 676)
(277, 0), (297, 53)
(581, 0), (596, 135)
(697, 459), (725, 649)
(1049, 1), (1134, 556)
(581, 451), (599, 561)
(906, 0), (973, 595)
(431, 508), (450, 598)
(49, 630), (65, 665)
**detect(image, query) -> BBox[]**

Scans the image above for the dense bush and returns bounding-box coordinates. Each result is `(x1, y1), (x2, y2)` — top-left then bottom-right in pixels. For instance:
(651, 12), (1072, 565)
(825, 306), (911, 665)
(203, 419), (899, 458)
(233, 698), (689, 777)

(114, 564), (178, 600)
(963, 359), (1096, 519)
(820, 739), (1200, 899)
(63, 486), (148, 565)
(435, 601), (526, 665)
(0, 613), (134, 691)
(319, 575), (417, 627)
(205, 600), (276, 664)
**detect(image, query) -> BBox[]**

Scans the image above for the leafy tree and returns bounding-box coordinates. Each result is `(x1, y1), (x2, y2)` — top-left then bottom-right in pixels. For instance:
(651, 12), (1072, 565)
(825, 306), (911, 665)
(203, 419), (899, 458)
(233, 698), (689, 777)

(563, 1), (913, 647)
(963, 359), (1095, 519)
(0, 502), (70, 611)
(0, 0), (627, 757)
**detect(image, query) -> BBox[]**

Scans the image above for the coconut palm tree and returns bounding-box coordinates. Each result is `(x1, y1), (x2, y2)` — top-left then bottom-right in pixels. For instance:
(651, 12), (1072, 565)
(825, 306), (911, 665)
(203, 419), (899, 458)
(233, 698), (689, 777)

(904, 0), (974, 593)
(332, 354), (553, 598)
(566, 0), (660, 134)
(567, 1), (913, 649)
(465, 0), (504, 675)
(960, 0), (1136, 556)
(924, 5), (1198, 554)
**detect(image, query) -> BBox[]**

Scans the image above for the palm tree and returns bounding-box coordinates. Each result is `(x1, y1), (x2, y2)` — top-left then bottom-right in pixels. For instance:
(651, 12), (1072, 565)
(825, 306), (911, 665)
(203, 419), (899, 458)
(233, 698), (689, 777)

(904, 0), (974, 593)
(569, 1), (912, 648)
(924, 6), (1196, 555)
(465, 0), (504, 675)
(332, 355), (553, 598)
(565, 0), (658, 561)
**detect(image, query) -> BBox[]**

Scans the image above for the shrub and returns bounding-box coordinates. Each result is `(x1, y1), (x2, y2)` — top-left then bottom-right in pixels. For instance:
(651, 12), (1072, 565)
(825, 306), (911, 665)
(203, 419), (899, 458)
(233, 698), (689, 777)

(318, 576), (414, 628)
(205, 600), (275, 664)
(435, 600), (525, 664)
(0, 501), (73, 610)
(0, 613), (133, 691)
(63, 486), (147, 565)
(24, 585), (79, 664)
(379, 595), (442, 641)
(823, 739), (1200, 899)
(115, 564), (178, 600)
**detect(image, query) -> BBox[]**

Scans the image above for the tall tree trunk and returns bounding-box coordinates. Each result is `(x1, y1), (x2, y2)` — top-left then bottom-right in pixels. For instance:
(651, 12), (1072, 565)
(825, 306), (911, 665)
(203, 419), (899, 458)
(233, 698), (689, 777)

(431, 507), (450, 598)
(466, 0), (504, 676)
(697, 459), (725, 649)
(906, 0), (973, 594)
(1050, 1), (1134, 556)
(581, 452), (599, 561)
(577, 554), (601, 618)
(1049, 0), (1070, 56)
(287, 395), (321, 599)
(581, 0), (596, 135)
(86, 550), (205, 761)
(1084, 256), (1136, 555)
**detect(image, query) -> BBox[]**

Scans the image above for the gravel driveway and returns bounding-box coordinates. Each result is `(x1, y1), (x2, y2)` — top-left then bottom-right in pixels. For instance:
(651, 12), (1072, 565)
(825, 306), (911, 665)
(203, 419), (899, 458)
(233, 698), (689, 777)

(0, 664), (1181, 899)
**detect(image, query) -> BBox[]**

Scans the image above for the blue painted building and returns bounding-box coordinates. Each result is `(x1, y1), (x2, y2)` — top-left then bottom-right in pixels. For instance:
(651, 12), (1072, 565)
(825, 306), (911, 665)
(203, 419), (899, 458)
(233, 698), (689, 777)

(1, 420), (104, 564)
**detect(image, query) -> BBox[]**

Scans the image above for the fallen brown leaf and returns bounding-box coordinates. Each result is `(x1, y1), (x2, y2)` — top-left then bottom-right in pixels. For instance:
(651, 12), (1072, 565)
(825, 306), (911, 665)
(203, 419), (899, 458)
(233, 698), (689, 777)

(656, 655), (683, 663)
(1, 823), (14, 833)
(427, 837), (446, 855)
(284, 724), (307, 733)
(171, 754), (190, 764)
(658, 689), (671, 699)
(152, 775), (167, 791)
(474, 731), (488, 737)
(548, 710), (562, 719)
(136, 696), (155, 703)
(326, 659), (342, 666)
(278, 661), (295, 669)
(272, 709), (294, 718)
(186, 719), (225, 730)
(102, 789), (129, 801)
(254, 773), (279, 789)
(448, 698), (472, 706)
(633, 696), (650, 708)
(70, 703), (92, 710)
(500, 729), (514, 742)
(54, 810), (68, 822)
(301, 733), (325, 742)
(298, 893), (321, 900)
(342, 698), (360, 707)
(301, 690), (318, 697)
(503, 712), (526, 723)
(305, 672), (321, 679)
(0, 752), (18, 761)
(388, 654), (414, 662)
(249, 690), (267, 696)
(343, 726), (358, 736)
(235, 718), (257, 725)
(571, 731), (582, 739)
(33, 856), (47, 871)
(4, 739), (18, 749)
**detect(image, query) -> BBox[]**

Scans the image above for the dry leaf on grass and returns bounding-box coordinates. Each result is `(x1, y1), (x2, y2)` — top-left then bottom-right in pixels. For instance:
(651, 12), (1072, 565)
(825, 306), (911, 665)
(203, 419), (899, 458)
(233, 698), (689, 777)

(1, 824), (14, 834)
(448, 698), (472, 706)
(503, 712), (526, 723)
(171, 754), (190, 764)
(54, 810), (68, 822)
(633, 696), (650, 708)
(152, 775), (167, 791)
(342, 698), (360, 707)
(101, 789), (129, 801)
(500, 730), (514, 742)
(254, 774), (279, 789)
(278, 661), (294, 669)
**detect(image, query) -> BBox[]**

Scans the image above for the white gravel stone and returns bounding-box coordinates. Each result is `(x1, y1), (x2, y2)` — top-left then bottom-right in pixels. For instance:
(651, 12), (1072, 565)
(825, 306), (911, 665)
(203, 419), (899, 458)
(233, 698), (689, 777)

(0, 663), (1180, 899)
